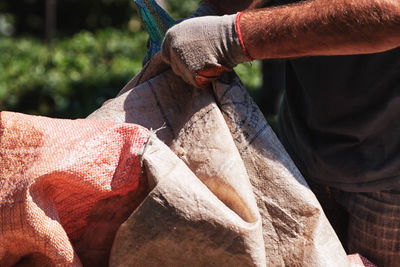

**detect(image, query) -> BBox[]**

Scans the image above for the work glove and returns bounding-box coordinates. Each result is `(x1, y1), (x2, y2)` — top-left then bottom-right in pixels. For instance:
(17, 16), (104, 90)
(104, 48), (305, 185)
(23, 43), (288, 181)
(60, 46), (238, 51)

(161, 14), (249, 88)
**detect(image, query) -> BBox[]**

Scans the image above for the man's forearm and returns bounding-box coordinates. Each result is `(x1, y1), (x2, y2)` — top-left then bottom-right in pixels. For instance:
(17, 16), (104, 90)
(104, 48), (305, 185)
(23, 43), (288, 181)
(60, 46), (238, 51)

(240, 0), (400, 59)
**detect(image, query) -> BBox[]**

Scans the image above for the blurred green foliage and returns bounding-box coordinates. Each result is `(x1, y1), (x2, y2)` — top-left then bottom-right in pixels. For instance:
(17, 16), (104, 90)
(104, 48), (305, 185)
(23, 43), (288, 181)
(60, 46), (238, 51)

(0, 27), (261, 118)
(0, 29), (148, 118)
(0, 0), (262, 119)
(166, 0), (200, 19)
(234, 61), (262, 92)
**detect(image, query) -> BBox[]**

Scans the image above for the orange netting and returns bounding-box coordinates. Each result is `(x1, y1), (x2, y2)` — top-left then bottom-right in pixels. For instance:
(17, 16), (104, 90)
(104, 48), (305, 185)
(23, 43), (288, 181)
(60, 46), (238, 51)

(0, 111), (150, 266)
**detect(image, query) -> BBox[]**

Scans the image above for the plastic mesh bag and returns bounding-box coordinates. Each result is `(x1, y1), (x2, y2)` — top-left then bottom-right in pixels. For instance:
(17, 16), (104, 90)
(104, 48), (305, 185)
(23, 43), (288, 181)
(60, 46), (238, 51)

(0, 112), (150, 266)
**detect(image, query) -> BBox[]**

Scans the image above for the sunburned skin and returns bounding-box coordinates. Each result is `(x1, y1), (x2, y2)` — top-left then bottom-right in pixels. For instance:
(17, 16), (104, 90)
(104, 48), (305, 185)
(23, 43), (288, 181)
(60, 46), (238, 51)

(206, 0), (400, 59)
(238, 0), (400, 59)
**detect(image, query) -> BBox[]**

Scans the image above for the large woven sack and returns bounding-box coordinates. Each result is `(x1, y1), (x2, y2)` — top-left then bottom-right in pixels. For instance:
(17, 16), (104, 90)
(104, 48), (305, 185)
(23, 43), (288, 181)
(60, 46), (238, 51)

(2, 110), (256, 266)
(0, 112), (151, 266)
(88, 54), (349, 266)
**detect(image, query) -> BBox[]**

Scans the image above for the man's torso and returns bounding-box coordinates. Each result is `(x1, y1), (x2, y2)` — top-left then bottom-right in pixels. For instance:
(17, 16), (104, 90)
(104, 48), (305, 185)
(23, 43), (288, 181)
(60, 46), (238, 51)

(279, 48), (400, 191)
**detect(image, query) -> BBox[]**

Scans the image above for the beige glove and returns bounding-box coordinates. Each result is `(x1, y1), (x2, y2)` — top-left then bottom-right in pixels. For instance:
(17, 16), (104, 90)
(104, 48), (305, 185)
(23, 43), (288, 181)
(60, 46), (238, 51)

(161, 14), (249, 88)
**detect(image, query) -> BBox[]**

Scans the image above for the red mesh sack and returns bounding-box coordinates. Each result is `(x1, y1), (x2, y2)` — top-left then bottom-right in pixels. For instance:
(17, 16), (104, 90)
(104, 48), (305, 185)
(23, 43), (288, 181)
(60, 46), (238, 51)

(0, 111), (150, 266)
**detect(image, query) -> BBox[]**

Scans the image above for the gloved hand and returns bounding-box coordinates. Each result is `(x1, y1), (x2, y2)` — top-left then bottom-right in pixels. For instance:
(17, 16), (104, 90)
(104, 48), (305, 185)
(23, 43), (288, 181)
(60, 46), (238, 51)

(161, 14), (250, 88)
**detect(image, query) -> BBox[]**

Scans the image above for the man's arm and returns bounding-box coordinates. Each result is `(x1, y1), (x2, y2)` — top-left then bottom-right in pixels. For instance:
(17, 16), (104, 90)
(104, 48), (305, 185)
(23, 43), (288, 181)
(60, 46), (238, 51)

(162, 0), (400, 88)
(241, 0), (400, 59)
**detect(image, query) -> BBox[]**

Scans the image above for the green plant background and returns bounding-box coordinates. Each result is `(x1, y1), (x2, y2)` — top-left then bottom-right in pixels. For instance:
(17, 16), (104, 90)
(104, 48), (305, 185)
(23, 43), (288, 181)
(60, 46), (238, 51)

(0, 0), (262, 119)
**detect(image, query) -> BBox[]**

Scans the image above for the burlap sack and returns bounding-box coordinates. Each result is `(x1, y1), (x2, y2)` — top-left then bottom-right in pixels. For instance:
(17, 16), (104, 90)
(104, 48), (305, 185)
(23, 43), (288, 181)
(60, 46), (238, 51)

(88, 54), (349, 266)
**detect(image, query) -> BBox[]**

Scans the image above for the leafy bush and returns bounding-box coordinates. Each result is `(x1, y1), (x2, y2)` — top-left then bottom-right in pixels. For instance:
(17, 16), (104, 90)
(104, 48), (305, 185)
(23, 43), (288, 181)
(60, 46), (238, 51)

(234, 61), (262, 92)
(166, 0), (200, 19)
(0, 29), (148, 118)
(0, 21), (262, 119)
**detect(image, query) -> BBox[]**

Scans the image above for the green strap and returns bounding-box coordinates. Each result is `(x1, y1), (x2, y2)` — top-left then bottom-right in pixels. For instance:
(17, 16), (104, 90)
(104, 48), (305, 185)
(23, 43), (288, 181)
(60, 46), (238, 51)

(134, 0), (176, 64)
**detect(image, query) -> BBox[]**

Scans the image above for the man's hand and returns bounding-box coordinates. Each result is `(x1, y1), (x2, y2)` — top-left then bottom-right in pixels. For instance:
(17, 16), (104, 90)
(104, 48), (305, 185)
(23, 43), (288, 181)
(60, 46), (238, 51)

(161, 15), (248, 88)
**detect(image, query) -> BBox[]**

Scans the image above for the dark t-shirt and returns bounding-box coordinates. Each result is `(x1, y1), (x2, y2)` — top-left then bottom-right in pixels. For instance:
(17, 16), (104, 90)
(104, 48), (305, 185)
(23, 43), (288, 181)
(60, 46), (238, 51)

(279, 48), (400, 192)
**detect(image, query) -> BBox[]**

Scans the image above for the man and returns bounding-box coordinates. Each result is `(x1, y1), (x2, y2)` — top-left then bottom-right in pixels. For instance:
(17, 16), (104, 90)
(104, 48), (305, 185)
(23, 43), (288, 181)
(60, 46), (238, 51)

(161, 0), (400, 266)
